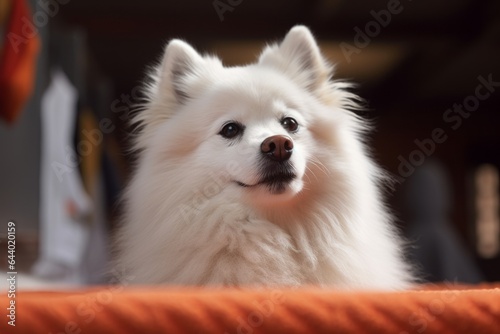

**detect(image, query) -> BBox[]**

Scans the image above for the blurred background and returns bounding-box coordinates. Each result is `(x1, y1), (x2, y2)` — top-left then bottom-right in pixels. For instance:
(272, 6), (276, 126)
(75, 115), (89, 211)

(0, 0), (499, 287)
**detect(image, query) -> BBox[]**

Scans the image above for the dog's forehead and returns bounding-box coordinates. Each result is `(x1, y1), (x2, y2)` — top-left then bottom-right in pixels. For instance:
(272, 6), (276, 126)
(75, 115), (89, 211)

(209, 68), (302, 110)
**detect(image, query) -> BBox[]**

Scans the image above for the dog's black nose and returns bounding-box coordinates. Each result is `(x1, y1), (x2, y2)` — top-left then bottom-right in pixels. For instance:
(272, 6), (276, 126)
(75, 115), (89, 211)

(261, 135), (293, 162)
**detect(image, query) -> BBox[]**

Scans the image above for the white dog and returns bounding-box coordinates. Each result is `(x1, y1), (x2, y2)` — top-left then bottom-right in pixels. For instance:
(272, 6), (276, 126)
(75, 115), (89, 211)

(114, 26), (413, 289)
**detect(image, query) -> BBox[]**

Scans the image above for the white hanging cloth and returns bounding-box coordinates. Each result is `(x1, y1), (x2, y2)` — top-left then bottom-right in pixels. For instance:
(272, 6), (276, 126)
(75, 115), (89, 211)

(33, 68), (92, 284)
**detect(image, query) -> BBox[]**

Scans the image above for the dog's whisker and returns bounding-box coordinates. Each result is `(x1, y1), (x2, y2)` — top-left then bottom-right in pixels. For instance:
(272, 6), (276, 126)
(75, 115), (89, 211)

(305, 165), (319, 183)
(312, 158), (331, 176)
(308, 158), (330, 179)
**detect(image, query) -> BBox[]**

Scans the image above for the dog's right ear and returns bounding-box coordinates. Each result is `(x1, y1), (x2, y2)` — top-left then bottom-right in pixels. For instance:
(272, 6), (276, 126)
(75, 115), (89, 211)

(259, 26), (331, 95)
(158, 39), (205, 103)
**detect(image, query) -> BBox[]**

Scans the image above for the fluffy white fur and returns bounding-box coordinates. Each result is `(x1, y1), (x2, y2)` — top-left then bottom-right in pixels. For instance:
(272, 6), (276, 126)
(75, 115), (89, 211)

(114, 26), (413, 289)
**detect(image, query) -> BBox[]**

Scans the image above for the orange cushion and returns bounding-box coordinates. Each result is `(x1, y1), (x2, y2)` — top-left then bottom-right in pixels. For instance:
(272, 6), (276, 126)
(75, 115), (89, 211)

(1, 284), (499, 333)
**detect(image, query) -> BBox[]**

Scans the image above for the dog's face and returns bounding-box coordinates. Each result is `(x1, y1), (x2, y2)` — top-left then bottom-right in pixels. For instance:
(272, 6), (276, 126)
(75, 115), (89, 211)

(141, 26), (347, 207)
(191, 73), (313, 202)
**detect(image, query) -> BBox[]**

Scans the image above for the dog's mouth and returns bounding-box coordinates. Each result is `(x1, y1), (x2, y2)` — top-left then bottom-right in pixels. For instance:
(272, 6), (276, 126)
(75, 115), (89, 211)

(235, 168), (296, 194)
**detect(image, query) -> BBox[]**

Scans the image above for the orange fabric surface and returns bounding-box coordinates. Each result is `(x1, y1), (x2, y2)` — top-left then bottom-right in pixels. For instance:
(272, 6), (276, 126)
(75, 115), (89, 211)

(1, 285), (499, 334)
(0, 0), (40, 124)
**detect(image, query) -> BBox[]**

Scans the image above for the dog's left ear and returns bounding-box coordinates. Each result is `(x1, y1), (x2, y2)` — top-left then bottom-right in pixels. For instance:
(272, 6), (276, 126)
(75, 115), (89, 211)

(259, 26), (331, 93)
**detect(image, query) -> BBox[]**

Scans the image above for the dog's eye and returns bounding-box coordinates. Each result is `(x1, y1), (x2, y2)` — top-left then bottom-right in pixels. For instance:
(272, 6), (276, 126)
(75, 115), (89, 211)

(219, 122), (242, 139)
(281, 117), (299, 132)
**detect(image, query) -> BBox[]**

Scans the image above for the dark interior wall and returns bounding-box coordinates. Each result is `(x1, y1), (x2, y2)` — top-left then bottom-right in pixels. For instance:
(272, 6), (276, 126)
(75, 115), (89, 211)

(0, 0), (48, 233)
(374, 106), (500, 232)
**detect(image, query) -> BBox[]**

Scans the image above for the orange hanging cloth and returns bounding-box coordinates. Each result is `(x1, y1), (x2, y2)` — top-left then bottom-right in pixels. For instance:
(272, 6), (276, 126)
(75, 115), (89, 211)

(0, 0), (40, 124)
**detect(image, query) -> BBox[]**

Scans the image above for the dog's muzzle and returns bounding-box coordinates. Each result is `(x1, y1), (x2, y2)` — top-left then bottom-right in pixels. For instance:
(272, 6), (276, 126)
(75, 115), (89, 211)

(235, 135), (296, 193)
